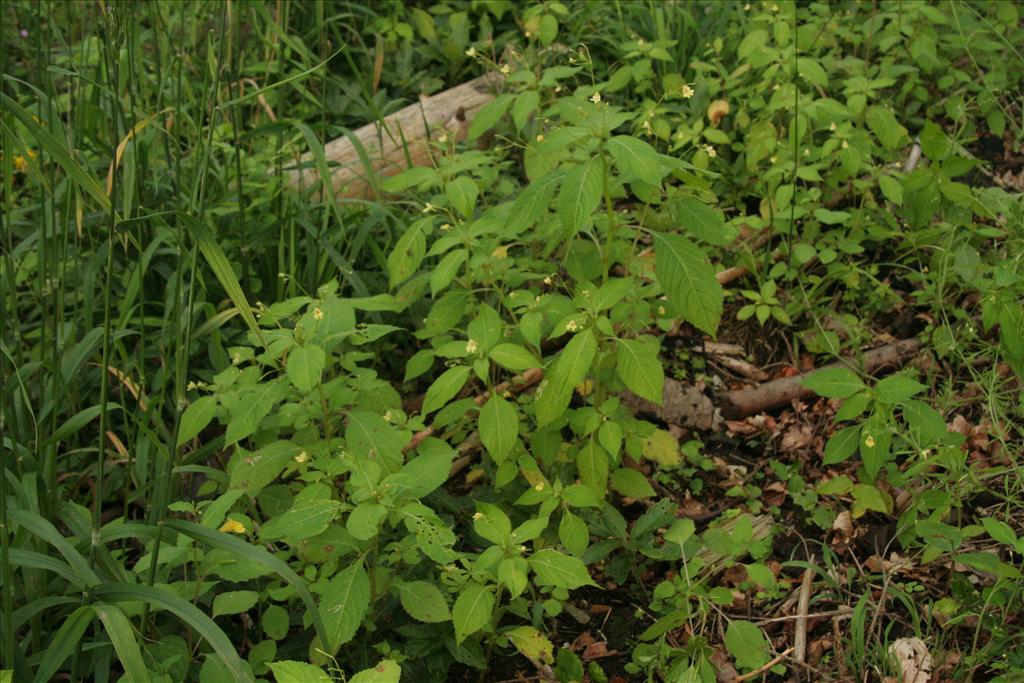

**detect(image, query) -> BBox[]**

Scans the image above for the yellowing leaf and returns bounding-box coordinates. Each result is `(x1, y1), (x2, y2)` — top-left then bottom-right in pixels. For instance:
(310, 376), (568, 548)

(643, 429), (680, 466)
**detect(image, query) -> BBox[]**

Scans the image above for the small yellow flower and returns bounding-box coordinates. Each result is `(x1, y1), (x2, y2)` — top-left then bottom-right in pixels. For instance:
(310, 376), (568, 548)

(422, 202), (437, 213)
(771, 3), (779, 11)
(534, 482), (545, 491)
(219, 519), (246, 534)
(658, 306), (666, 316)
(680, 84), (695, 99)
(440, 223), (452, 232)
(466, 339), (479, 354)
(704, 144), (717, 158)
(864, 435), (876, 448)
(524, 30), (532, 38)
(543, 276), (553, 285)
(590, 91), (602, 104)
(565, 320), (579, 332)
(829, 122), (837, 132)
(437, 133), (448, 143)
(383, 410), (392, 422)
(465, 46), (477, 58)
(841, 139), (849, 149)
(313, 307), (324, 321)
(500, 64), (512, 75)
(472, 512), (484, 521)
(536, 134), (545, 143)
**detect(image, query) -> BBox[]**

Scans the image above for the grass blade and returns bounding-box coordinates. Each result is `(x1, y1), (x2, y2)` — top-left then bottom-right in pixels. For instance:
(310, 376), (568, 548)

(92, 602), (151, 683)
(31, 605), (93, 683)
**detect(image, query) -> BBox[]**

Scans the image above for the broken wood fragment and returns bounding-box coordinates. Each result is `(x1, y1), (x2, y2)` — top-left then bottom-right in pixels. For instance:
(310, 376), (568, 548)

(282, 73), (502, 199)
(720, 338), (923, 419)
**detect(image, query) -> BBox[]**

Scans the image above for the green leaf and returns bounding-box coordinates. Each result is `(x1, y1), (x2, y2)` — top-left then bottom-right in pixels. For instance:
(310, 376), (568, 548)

(725, 620), (770, 672)
(322, 561), (371, 652)
(874, 374), (926, 404)
(577, 441), (609, 498)
(32, 606), (94, 683)
(92, 584), (252, 682)
(508, 171), (561, 234)
(349, 661), (402, 683)
(643, 429), (680, 466)
(506, 626), (554, 665)
(512, 90), (540, 132)
(610, 468), (656, 498)
(605, 135), (664, 187)
(535, 330), (597, 426)
(823, 424), (861, 465)
(92, 603), (151, 683)
(212, 590), (259, 617)
(479, 395), (519, 462)
(346, 411), (408, 472)
(268, 662), (332, 683)
(468, 94), (514, 140)
(397, 581), (451, 623)
(346, 502), (387, 540)
(225, 380), (285, 446)
(667, 196), (728, 246)
(956, 552), (1022, 579)
(177, 395), (218, 446)
(528, 549), (596, 589)
(490, 343), (539, 371)
(802, 368), (865, 398)
(260, 497), (340, 541)
(878, 175), (903, 205)
(165, 519), (328, 649)
(430, 248), (468, 295)
(851, 484), (892, 517)
(446, 176), (479, 218)
(652, 232), (723, 336)
(558, 511), (589, 556)
(387, 218), (429, 288)
(286, 343), (326, 392)
(866, 106), (908, 150)
(556, 157), (602, 237)
(453, 583), (494, 644)
(860, 413), (891, 482)
(616, 337), (664, 404)
(422, 365), (471, 416)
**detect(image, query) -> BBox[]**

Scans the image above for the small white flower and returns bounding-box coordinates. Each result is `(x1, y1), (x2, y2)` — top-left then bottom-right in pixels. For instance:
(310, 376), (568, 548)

(518, 545), (528, 552)
(438, 133), (448, 143)
(704, 144), (717, 158)
(500, 64), (512, 75)
(465, 46), (477, 58)
(680, 84), (695, 99)
(422, 202), (437, 213)
(472, 512), (484, 521)
(842, 139), (849, 149)
(313, 307), (324, 321)
(466, 339), (479, 354)
(536, 134), (545, 143)
(534, 482), (545, 491)
(590, 91), (602, 104)
(383, 410), (392, 422)
(294, 451), (309, 464)
(642, 120), (653, 134)
(440, 223), (452, 232)
(658, 306), (666, 316)
(543, 276), (553, 285)
(566, 320), (579, 332)
(581, 289), (591, 297)
(829, 122), (837, 132)
(864, 435), (876, 448)
(771, 3), (779, 11)
(554, 85), (563, 93)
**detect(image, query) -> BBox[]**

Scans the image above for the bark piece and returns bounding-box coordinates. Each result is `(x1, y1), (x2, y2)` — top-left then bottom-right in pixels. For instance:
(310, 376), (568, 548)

(720, 338), (922, 419)
(282, 73), (502, 199)
(622, 378), (719, 431)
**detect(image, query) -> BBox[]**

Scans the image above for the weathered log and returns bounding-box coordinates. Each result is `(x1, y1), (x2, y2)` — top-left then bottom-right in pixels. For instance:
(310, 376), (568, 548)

(283, 73), (502, 199)
(720, 338), (923, 419)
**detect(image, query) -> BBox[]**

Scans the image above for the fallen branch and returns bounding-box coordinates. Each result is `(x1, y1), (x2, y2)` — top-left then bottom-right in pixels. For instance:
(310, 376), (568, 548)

(281, 73), (502, 199)
(720, 338), (922, 419)
(794, 559), (815, 664)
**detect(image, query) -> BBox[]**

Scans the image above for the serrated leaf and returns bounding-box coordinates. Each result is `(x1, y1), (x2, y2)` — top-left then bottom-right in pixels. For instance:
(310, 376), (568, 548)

(559, 511), (589, 556)
(874, 374), (926, 404)
(225, 381), (285, 446)
(260, 498), (340, 541)
(725, 620), (770, 672)
(397, 581), (451, 623)
(268, 661), (332, 683)
(345, 411), (408, 473)
(446, 176), (478, 218)
(177, 395), (218, 446)
(422, 366), (471, 416)
(286, 344), (325, 392)
(468, 94), (514, 140)
(387, 218), (429, 288)
(512, 90), (540, 132)
(610, 468), (656, 498)
(506, 626), (554, 665)
(490, 343), (539, 371)
(802, 367), (866, 398)
(453, 583), (494, 644)
(322, 561), (370, 652)
(653, 232), (723, 336)
(577, 441), (609, 498)
(535, 330), (597, 426)
(605, 135), (664, 187)
(349, 660), (401, 683)
(528, 549), (596, 589)
(823, 424), (861, 465)
(866, 106), (908, 150)
(556, 157), (602, 237)
(212, 590), (259, 617)
(508, 171), (561, 234)
(879, 175), (903, 205)
(479, 395), (518, 462)
(667, 196), (728, 246)
(430, 248), (468, 295)
(616, 337), (664, 404)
